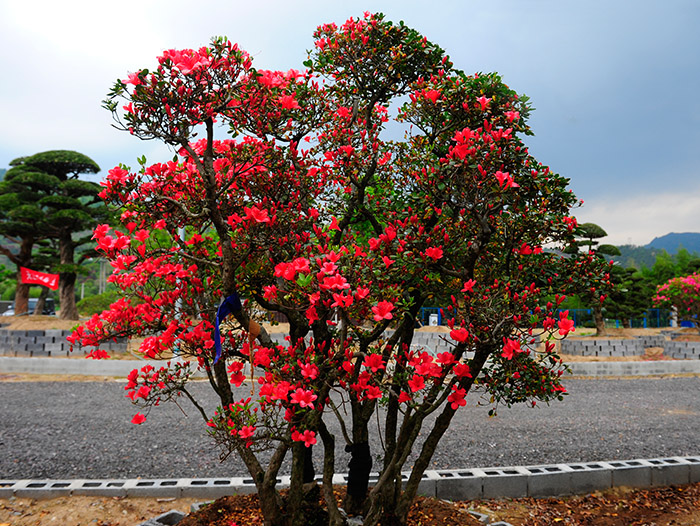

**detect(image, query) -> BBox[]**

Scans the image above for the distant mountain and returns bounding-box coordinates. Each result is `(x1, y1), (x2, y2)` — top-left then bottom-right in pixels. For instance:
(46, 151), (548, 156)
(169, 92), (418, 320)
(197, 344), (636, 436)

(646, 232), (700, 254)
(0, 168), (5, 181)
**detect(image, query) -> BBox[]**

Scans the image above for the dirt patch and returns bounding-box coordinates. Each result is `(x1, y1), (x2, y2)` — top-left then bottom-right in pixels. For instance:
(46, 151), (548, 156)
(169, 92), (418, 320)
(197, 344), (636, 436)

(15, 482), (689, 526)
(0, 495), (201, 526)
(467, 483), (700, 526)
(0, 315), (83, 332)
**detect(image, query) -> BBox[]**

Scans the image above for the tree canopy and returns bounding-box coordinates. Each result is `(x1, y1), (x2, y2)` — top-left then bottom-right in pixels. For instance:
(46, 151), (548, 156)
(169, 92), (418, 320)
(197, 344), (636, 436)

(75, 13), (608, 526)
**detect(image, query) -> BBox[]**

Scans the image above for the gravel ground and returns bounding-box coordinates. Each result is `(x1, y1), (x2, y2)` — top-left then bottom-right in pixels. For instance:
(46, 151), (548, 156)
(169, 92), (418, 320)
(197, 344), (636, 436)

(0, 377), (698, 480)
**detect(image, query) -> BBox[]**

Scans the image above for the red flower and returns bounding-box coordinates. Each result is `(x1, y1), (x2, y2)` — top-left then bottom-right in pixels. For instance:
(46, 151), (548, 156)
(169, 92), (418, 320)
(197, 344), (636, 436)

(476, 95), (491, 111)
(332, 292), (354, 308)
(437, 352), (456, 366)
(292, 429), (317, 448)
(300, 362), (319, 380)
(364, 353), (385, 372)
(131, 413), (146, 425)
(305, 306), (319, 324)
(424, 89), (441, 103)
(408, 374), (425, 392)
(501, 339), (522, 360)
(365, 385), (382, 400)
(558, 311), (575, 336)
(238, 426), (255, 439)
(447, 386), (467, 410)
(398, 391), (411, 403)
(424, 246), (443, 261)
(372, 300), (394, 321)
(244, 205), (271, 223)
(290, 388), (317, 409)
(461, 279), (476, 293)
(450, 327), (469, 343)
(453, 363), (471, 378)
(278, 94), (300, 110)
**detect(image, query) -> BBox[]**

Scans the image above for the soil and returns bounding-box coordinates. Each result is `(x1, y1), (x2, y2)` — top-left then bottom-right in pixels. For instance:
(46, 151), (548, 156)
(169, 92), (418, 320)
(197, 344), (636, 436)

(0, 495), (202, 526)
(3, 483), (698, 525)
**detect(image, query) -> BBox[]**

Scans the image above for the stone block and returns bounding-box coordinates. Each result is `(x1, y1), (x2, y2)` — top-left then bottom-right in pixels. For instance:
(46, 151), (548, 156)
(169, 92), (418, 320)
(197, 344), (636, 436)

(481, 467), (529, 499)
(604, 460), (652, 488)
(525, 464), (574, 497)
(567, 462), (612, 494)
(125, 479), (182, 498)
(137, 510), (186, 526)
(647, 458), (690, 486)
(435, 469), (484, 501)
(13, 479), (73, 498)
(685, 456), (700, 483)
(178, 478), (252, 498)
(0, 480), (15, 498)
(70, 479), (128, 497)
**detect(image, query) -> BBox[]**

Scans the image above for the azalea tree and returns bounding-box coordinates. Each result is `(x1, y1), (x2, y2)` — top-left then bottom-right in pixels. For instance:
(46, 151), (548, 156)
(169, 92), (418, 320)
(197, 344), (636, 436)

(654, 273), (700, 331)
(73, 13), (606, 526)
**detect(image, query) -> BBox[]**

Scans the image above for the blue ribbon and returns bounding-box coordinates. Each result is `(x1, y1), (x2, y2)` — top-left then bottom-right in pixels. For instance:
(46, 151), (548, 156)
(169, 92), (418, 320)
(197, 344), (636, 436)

(213, 293), (242, 364)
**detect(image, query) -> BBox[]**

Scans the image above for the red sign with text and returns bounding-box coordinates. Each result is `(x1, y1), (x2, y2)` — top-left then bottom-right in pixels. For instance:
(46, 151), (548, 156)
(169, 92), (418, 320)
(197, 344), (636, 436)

(20, 267), (59, 290)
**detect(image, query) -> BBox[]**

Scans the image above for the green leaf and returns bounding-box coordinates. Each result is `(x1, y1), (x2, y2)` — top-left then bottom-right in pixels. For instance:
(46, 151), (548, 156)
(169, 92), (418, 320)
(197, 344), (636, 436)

(296, 273), (313, 288)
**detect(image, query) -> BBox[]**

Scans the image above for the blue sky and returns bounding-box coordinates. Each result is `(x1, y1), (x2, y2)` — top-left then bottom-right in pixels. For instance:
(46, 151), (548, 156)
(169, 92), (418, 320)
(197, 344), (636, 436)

(1, 0), (698, 246)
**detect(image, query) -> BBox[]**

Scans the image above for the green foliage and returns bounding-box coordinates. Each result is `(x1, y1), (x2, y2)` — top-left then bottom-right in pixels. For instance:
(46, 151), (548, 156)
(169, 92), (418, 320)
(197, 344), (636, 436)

(21, 150), (100, 180)
(605, 266), (655, 324)
(597, 244), (621, 256)
(77, 290), (121, 316)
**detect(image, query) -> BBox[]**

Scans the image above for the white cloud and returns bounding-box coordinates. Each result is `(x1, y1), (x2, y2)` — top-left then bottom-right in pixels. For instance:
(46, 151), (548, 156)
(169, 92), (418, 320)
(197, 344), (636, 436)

(574, 186), (700, 246)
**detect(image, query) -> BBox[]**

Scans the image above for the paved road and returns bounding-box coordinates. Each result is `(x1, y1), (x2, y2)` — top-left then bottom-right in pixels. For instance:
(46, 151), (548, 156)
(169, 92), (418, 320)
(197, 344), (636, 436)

(0, 377), (698, 480)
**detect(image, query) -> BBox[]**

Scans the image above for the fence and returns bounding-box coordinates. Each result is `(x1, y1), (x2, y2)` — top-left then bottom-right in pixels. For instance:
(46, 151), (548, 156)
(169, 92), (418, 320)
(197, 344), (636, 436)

(557, 309), (672, 329)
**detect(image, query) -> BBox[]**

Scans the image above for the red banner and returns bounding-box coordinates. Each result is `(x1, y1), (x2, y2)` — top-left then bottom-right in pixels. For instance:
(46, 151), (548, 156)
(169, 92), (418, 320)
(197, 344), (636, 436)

(20, 267), (59, 290)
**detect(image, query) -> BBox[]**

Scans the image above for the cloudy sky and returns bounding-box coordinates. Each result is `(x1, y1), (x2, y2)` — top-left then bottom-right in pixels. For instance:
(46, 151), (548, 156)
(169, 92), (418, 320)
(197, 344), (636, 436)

(1, 0), (698, 246)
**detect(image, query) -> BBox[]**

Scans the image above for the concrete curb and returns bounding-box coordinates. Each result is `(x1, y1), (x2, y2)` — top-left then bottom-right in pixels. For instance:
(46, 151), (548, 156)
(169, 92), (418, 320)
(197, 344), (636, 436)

(0, 356), (206, 377)
(1, 456), (698, 502)
(2, 356), (700, 378)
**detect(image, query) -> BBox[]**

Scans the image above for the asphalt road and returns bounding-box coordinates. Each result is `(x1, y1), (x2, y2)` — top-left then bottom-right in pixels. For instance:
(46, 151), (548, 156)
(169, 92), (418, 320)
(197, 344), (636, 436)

(0, 376), (698, 480)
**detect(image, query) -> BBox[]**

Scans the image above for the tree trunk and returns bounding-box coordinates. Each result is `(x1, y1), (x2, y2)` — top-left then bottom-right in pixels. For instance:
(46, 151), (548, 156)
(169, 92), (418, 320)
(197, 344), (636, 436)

(58, 236), (78, 320)
(622, 318), (631, 329)
(14, 282), (30, 316)
(593, 304), (606, 336)
(12, 237), (35, 315)
(33, 286), (49, 315)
